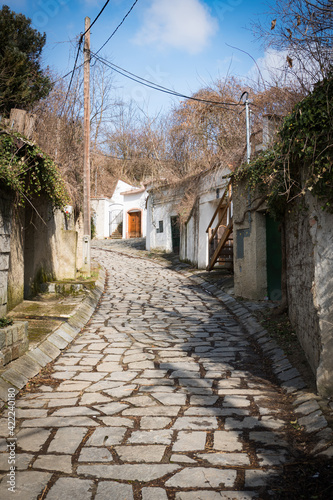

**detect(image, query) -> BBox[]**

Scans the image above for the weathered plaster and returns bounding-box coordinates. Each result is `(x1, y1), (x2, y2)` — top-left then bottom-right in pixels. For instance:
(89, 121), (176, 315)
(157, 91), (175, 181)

(7, 208), (24, 310)
(233, 180), (267, 300)
(0, 190), (13, 316)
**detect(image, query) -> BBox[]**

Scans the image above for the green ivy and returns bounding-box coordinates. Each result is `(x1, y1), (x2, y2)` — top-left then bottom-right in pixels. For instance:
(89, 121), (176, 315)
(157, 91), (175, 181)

(0, 131), (70, 209)
(0, 317), (13, 328)
(234, 73), (333, 219)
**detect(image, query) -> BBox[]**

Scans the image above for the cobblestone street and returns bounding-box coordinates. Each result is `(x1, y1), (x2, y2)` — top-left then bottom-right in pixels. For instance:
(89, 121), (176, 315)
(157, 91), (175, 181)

(0, 246), (332, 499)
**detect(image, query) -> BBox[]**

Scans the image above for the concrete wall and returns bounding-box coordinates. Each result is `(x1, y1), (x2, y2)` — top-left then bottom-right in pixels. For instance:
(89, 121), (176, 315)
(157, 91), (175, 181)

(8, 208), (25, 310)
(8, 109), (35, 139)
(233, 180), (268, 300)
(91, 198), (109, 239)
(52, 210), (78, 279)
(24, 198), (78, 297)
(286, 195), (333, 396)
(198, 199), (217, 269)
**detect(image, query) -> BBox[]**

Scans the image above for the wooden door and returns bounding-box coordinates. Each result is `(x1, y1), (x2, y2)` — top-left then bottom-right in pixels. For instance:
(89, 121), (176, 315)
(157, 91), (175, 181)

(128, 211), (141, 238)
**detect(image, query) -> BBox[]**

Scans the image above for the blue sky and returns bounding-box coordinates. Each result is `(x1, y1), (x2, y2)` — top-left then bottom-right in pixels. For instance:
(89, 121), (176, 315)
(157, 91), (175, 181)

(3, 0), (281, 115)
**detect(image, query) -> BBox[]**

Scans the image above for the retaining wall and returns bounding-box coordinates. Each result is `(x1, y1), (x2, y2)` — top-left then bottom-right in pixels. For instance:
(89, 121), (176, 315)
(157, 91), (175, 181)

(0, 322), (29, 368)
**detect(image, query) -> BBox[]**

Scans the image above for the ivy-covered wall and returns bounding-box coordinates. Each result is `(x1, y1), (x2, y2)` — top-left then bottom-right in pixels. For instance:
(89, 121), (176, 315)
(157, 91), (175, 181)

(0, 128), (78, 311)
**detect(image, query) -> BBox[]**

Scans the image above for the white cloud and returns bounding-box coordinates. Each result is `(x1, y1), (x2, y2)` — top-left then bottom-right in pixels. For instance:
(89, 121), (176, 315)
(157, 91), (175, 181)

(248, 49), (289, 86)
(248, 48), (321, 88)
(133, 0), (218, 54)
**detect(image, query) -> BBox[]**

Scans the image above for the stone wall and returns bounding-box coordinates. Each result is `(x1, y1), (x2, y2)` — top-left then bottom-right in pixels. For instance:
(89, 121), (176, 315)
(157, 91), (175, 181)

(286, 195), (333, 396)
(232, 176), (333, 396)
(0, 191), (13, 317)
(0, 321), (28, 367)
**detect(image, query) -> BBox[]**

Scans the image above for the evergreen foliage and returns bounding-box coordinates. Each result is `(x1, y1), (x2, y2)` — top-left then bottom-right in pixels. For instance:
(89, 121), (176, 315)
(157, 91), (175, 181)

(0, 131), (70, 209)
(0, 5), (52, 115)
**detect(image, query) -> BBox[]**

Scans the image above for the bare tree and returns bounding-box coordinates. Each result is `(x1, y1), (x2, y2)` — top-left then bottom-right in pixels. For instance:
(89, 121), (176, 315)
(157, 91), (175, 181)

(253, 0), (333, 89)
(32, 59), (120, 209)
(32, 74), (84, 216)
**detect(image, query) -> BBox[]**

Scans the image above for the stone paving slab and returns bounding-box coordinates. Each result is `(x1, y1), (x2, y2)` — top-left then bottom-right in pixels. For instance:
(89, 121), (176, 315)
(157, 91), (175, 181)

(0, 247), (331, 499)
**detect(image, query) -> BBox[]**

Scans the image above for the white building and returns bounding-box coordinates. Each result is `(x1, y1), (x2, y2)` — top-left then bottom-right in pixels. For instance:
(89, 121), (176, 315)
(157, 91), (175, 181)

(91, 180), (148, 240)
(146, 166), (232, 269)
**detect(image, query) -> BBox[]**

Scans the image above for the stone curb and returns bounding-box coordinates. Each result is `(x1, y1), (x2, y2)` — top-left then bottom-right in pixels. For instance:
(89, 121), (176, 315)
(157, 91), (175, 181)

(0, 267), (106, 405)
(183, 272), (333, 458)
(95, 246), (333, 456)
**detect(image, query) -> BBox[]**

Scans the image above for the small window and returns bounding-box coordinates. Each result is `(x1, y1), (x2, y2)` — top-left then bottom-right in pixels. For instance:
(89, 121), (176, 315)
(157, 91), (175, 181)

(156, 220), (164, 233)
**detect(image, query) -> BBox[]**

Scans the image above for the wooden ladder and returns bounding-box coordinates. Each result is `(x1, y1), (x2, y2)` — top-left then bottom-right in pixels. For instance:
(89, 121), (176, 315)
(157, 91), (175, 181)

(206, 180), (233, 271)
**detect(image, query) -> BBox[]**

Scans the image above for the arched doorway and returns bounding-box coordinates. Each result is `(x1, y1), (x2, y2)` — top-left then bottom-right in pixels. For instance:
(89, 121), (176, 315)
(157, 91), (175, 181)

(127, 209), (142, 238)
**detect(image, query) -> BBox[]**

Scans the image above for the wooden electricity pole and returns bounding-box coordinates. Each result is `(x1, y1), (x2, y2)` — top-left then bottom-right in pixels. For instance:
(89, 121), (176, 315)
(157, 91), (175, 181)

(82, 16), (91, 275)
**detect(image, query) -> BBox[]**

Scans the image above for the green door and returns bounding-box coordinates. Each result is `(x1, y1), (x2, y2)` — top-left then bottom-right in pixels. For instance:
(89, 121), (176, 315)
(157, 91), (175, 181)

(171, 216), (180, 254)
(266, 215), (282, 300)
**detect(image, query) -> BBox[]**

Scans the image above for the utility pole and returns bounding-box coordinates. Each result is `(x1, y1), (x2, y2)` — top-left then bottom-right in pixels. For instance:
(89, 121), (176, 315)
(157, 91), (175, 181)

(82, 16), (91, 275)
(244, 92), (251, 164)
(240, 91), (252, 227)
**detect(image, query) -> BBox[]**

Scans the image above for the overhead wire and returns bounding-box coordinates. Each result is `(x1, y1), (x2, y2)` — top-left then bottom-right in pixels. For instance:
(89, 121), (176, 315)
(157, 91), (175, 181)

(56, 0), (248, 118)
(79, 0), (111, 43)
(95, 0), (140, 55)
(58, 0), (112, 112)
(59, 38), (83, 116)
(101, 153), (173, 162)
(91, 52), (243, 110)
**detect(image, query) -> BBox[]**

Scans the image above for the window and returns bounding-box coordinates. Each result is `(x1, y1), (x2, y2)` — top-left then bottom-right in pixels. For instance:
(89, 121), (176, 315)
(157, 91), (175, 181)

(156, 220), (164, 233)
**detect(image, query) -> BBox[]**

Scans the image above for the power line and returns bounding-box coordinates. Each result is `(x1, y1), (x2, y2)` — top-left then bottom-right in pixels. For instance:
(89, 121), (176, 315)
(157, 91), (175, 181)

(101, 153), (174, 162)
(95, 0), (140, 55)
(80, 0), (111, 43)
(91, 52), (243, 109)
(55, 1), (111, 91)
(60, 38), (83, 115)
(53, 1), (137, 87)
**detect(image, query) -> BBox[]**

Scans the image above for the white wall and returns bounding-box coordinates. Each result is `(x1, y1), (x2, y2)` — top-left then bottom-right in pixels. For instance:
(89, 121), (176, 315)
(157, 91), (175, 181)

(112, 180), (134, 204)
(147, 167), (231, 264)
(91, 198), (109, 239)
(92, 181), (148, 240)
(198, 200), (216, 268)
(146, 190), (179, 252)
